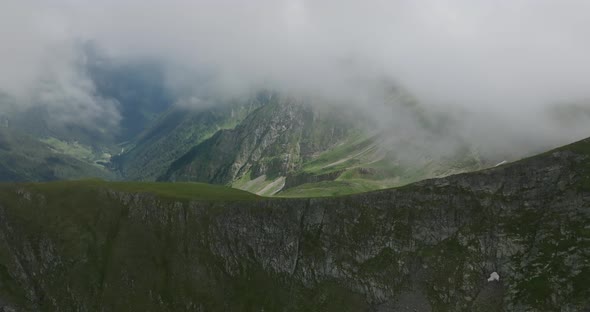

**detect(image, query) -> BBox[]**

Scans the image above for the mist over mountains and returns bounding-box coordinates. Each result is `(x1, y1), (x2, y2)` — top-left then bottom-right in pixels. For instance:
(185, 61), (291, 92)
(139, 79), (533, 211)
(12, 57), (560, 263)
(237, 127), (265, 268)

(2, 2), (590, 309)
(2, 2), (590, 156)
(1, 1), (590, 186)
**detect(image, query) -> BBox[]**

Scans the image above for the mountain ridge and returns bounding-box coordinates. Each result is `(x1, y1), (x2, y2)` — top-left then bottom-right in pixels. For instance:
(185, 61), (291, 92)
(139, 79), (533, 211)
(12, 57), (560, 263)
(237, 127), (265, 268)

(0, 136), (588, 310)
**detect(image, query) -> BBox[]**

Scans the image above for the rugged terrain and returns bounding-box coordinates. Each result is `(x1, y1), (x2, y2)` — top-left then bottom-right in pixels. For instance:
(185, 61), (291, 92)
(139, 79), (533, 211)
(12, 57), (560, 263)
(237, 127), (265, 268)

(159, 90), (490, 196)
(112, 97), (264, 181)
(0, 136), (588, 311)
(160, 94), (357, 193)
(1, 79), (493, 197)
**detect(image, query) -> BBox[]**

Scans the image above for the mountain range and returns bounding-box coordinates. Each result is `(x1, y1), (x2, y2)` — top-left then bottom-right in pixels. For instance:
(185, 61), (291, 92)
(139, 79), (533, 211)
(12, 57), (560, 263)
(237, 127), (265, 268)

(0, 134), (588, 311)
(0, 77), (498, 198)
(0, 59), (589, 311)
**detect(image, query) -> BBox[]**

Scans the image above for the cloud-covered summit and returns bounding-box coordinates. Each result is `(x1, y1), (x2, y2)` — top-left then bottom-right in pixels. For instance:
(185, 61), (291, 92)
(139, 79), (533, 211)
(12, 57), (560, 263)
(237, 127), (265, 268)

(1, 0), (590, 153)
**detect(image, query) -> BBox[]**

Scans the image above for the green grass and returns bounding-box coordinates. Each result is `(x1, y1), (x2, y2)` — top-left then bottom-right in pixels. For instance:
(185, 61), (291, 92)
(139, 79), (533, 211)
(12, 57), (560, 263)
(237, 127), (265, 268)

(281, 133), (590, 199)
(41, 137), (104, 164)
(302, 135), (378, 174)
(0, 129), (115, 181)
(18, 179), (259, 201)
(276, 179), (383, 198)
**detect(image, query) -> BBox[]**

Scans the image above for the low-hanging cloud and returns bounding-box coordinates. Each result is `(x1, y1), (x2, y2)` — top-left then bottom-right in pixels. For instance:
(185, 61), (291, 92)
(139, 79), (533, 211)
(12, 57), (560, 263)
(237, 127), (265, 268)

(1, 0), (590, 157)
(0, 1), (120, 131)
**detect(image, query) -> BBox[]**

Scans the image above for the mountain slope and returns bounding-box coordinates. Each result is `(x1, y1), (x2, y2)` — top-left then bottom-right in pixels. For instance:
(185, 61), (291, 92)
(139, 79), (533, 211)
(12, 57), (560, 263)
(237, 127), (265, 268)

(276, 133), (486, 197)
(0, 137), (589, 310)
(0, 129), (115, 181)
(160, 94), (357, 193)
(160, 90), (490, 196)
(2, 82), (492, 195)
(112, 98), (264, 181)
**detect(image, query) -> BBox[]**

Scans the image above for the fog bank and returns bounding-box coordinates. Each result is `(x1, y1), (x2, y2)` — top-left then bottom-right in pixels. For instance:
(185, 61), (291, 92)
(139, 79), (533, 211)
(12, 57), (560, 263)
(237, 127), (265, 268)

(1, 0), (590, 155)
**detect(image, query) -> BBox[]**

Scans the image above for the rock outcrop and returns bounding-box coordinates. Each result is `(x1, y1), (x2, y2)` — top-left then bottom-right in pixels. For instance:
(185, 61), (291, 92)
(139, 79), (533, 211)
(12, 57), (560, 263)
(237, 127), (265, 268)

(0, 138), (589, 311)
(160, 94), (353, 185)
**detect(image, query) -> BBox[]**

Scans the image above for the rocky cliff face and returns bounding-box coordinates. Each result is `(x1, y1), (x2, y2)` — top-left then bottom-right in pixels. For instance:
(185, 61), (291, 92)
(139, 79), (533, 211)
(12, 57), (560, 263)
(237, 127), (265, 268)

(158, 89), (491, 197)
(0, 138), (589, 311)
(161, 94), (354, 185)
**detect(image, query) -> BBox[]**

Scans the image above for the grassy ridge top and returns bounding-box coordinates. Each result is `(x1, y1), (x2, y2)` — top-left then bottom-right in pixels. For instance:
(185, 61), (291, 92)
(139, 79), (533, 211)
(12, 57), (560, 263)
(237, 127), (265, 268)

(2, 179), (259, 201)
(2, 136), (590, 201)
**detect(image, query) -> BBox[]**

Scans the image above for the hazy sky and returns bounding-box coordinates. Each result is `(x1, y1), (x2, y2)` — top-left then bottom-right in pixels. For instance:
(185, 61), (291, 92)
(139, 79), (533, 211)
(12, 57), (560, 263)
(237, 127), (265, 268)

(1, 0), (590, 154)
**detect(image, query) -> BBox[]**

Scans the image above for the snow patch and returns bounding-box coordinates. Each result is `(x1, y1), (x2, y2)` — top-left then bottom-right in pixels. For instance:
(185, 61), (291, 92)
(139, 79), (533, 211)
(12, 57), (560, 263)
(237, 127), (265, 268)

(494, 160), (507, 167)
(487, 272), (500, 282)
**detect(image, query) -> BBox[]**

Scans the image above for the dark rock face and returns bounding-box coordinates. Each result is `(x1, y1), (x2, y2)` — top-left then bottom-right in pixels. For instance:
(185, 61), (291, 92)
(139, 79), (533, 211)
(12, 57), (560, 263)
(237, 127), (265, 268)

(0, 139), (590, 311)
(160, 95), (353, 185)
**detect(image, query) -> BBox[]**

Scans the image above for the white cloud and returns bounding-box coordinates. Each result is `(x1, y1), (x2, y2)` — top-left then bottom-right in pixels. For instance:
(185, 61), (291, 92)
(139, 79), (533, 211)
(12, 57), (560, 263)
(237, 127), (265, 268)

(0, 1), (120, 130)
(1, 0), (590, 154)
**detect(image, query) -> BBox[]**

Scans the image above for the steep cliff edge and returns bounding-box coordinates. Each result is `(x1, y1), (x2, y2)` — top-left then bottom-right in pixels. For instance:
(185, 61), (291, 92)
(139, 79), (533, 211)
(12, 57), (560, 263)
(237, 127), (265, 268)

(0, 137), (589, 311)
